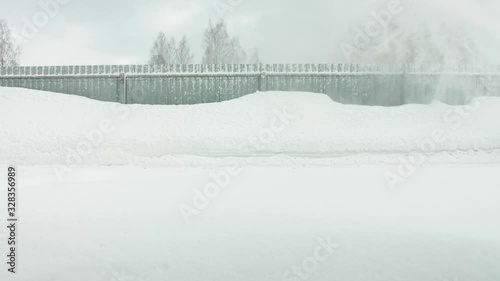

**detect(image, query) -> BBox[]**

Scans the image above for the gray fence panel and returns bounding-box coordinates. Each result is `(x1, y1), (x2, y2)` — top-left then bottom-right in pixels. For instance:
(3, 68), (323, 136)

(0, 65), (120, 102)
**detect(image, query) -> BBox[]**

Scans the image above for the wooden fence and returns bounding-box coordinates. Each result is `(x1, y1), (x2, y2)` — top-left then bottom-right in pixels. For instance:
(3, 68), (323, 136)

(0, 64), (499, 105)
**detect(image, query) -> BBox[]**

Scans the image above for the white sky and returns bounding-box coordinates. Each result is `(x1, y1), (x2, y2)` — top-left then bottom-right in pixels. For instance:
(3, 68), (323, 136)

(0, 0), (499, 65)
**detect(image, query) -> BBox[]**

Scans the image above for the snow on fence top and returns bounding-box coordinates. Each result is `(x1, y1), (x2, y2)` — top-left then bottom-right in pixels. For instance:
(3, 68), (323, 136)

(1, 64), (500, 76)
(0, 64), (499, 105)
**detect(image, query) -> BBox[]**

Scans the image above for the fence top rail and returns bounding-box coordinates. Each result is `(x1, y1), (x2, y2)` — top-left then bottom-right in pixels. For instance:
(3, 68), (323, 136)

(3, 72), (500, 79)
(1, 64), (500, 76)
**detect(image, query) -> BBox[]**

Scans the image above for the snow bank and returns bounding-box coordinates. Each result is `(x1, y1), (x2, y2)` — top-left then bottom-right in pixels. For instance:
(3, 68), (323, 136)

(1, 87), (500, 165)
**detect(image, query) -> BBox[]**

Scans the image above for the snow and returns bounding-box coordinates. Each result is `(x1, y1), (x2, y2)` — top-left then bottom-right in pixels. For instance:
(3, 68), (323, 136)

(0, 87), (499, 280)
(1, 165), (500, 281)
(1, 87), (500, 166)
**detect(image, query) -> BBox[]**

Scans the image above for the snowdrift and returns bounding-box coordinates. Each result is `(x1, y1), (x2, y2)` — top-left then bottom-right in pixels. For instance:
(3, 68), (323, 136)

(1, 87), (500, 165)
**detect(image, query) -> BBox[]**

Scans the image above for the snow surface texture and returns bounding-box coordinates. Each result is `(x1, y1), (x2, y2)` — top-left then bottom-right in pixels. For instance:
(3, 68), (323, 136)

(0, 87), (500, 281)
(1, 87), (500, 166)
(0, 165), (499, 281)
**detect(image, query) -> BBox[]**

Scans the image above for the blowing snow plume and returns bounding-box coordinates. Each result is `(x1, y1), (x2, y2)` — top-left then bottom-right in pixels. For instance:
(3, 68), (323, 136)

(338, 0), (499, 103)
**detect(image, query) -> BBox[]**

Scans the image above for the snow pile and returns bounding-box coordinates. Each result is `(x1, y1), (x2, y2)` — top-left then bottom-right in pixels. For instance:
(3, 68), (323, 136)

(1, 87), (500, 165)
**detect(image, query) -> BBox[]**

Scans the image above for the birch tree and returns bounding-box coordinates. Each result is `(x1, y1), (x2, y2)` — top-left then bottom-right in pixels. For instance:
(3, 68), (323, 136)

(149, 32), (177, 65)
(250, 48), (262, 64)
(176, 35), (194, 64)
(202, 20), (247, 64)
(0, 20), (20, 67)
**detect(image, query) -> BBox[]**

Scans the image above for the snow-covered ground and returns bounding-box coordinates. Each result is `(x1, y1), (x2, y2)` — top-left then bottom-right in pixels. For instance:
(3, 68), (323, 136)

(0, 87), (500, 281)
(1, 87), (500, 166)
(1, 165), (499, 281)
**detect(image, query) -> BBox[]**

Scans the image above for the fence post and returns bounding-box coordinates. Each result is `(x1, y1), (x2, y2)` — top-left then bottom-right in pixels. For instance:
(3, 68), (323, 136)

(400, 65), (407, 105)
(118, 73), (127, 103)
(259, 64), (267, 92)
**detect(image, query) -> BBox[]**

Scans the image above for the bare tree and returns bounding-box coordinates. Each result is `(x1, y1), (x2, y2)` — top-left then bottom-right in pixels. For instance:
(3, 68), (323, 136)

(149, 32), (168, 65)
(149, 32), (177, 65)
(166, 37), (177, 63)
(229, 38), (246, 63)
(202, 20), (246, 64)
(176, 35), (194, 64)
(0, 20), (20, 67)
(250, 48), (262, 64)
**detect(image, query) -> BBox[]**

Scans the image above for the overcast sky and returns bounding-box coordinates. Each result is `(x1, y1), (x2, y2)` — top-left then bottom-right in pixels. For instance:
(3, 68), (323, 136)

(1, 0), (499, 66)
